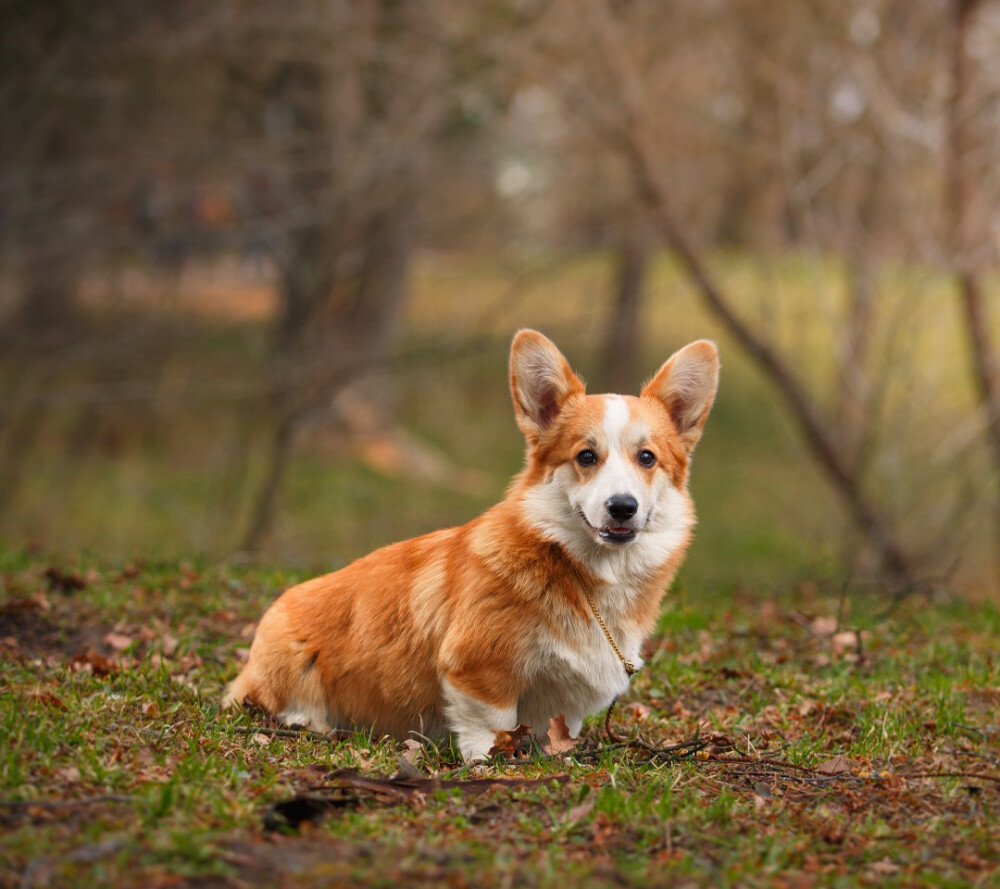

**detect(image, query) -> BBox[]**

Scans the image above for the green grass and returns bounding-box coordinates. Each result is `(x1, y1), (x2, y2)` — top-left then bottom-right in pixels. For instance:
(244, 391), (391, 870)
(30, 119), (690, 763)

(1, 549), (997, 888)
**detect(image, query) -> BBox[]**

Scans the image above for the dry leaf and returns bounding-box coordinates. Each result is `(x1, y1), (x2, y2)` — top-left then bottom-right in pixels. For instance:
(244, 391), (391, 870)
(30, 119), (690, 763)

(399, 738), (423, 765)
(810, 616), (838, 636)
(815, 755), (855, 775)
(160, 632), (179, 658)
(546, 714), (580, 754)
(624, 702), (652, 720)
(103, 632), (133, 651)
(870, 859), (900, 876)
(489, 723), (533, 757)
(671, 699), (694, 719)
(69, 648), (117, 676)
(55, 765), (81, 783)
(28, 688), (67, 710)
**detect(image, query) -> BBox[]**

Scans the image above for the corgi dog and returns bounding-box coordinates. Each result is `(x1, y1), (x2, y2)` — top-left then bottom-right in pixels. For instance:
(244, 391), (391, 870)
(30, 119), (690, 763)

(224, 330), (719, 761)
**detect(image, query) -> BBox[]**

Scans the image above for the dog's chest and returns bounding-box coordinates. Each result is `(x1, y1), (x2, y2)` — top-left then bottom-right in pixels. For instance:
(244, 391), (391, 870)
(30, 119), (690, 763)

(518, 595), (640, 729)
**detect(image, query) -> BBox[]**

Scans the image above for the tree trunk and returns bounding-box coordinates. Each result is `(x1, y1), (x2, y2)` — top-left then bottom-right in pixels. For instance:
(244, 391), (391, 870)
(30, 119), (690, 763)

(835, 156), (883, 476)
(945, 0), (1000, 588)
(239, 193), (415, 554)
(601, 236), (647, 394)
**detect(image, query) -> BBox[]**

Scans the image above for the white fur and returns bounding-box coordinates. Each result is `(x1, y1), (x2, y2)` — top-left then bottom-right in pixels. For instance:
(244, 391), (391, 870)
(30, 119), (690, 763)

(511, 394), (695, 748)
(575, 397), (646, 531)
(518, 592), (638, 738)
(521, 396), (694, 586)
(442, 678), (519, 761)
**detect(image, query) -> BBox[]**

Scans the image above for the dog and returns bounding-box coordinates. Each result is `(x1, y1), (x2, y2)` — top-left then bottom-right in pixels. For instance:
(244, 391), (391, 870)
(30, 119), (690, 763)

(224, 329), (719, 761)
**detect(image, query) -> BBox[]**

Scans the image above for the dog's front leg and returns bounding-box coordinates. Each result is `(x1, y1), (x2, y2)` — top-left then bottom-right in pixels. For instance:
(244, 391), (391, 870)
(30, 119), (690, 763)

(442, 676), (518, 762)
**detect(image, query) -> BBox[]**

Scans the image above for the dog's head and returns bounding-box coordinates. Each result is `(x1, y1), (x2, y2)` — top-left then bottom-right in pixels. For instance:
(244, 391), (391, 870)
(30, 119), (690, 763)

(509, 329), (719, 577)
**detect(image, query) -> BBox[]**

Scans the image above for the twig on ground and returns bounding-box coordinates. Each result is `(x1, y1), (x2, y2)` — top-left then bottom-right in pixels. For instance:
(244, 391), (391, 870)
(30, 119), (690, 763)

(0, 795), (135, 810)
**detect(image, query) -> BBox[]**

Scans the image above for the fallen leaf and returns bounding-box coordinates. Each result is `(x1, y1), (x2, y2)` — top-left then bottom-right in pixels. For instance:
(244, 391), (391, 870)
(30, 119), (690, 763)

(810, 616), (838, 636)
(69, 648), (117, 676)
(870, 859), (900, 876)
(28, 689), (66, 710)
(623, 702), (652, 720)
(103, 632), (133, 651)
(399, 738), (423, 765)
(546, 714), (580, 754)
(832, 630), (859, 650)
(671, 699), (694, 719)
(489, 723), (533, 758)
(160, 632), (179, 658)
(55, 765), (81, 783)
(701, 733), (737, 755)
(815, 755), (855, 776)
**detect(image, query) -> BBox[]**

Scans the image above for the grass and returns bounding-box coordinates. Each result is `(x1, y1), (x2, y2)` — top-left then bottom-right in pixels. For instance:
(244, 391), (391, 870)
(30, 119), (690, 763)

(1, 548), (997, 888)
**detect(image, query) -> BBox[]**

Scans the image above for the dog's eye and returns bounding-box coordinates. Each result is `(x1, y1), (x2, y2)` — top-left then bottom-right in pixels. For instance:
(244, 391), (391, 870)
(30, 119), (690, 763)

(638, 450), (657, 467)
(576, 449), (597, 467)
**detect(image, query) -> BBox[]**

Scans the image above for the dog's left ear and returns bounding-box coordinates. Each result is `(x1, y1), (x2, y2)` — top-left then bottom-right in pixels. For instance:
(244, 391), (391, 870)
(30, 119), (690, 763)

(510, 329), (586, 443)
(642, 340), (719, 454)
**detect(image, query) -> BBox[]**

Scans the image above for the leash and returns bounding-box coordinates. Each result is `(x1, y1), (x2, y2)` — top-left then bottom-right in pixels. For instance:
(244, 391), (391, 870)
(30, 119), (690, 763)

(583, 589), (637, 676)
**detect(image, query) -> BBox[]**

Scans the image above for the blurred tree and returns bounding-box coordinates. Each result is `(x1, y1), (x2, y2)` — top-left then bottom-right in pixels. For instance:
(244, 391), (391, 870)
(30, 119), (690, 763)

(945, 0), (1000, 583)
(518, 0), (1000, 587)
(0, 0), (494, 548)
(3, 0), (1000, 591)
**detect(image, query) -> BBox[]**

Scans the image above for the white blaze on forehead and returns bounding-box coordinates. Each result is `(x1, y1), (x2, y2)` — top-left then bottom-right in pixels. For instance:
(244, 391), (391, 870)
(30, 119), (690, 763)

(575, 395), (646, 528)
(602, 395), (631, 444)
(601, 395), (651, 447)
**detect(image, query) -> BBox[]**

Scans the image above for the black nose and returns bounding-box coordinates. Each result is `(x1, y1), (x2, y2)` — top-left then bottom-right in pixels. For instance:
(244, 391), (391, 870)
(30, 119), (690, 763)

(605, 495), (638, 522)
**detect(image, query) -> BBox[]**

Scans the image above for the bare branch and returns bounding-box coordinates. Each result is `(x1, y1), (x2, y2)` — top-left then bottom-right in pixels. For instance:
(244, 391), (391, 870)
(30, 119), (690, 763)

(574, 0), (915, 585)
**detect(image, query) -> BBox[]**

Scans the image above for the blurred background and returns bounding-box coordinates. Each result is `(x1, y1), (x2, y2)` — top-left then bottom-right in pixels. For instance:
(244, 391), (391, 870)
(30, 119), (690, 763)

(1, 0), (999, 599)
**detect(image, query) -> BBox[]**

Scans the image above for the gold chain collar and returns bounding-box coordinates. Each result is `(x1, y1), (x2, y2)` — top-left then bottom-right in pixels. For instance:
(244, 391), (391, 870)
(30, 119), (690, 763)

(583, 589), (637, 676)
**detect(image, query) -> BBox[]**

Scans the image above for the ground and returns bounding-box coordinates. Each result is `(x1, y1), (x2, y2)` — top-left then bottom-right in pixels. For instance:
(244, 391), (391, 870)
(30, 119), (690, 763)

(1, 548), (997, 888)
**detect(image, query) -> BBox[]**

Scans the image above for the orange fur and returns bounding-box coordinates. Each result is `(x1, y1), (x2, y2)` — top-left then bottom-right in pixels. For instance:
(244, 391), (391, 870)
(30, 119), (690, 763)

(224, 330), (719, 760)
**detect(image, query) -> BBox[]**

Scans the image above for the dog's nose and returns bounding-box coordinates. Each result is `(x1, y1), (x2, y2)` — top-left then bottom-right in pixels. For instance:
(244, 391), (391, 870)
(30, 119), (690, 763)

(605, 495), (638, 522)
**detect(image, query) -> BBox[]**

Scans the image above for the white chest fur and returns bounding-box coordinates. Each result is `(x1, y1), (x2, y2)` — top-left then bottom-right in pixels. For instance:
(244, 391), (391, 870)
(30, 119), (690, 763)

(517, 586), (641, 738)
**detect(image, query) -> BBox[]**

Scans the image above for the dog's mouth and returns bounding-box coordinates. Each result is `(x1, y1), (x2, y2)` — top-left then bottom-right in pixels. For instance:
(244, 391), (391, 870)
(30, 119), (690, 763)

(579, 512), (637, 545)
(599, 526), (636, 544)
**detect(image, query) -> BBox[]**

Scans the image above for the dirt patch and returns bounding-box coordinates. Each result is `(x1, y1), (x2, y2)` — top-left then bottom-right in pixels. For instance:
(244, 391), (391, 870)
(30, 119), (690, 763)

(0, 597), (114, 661)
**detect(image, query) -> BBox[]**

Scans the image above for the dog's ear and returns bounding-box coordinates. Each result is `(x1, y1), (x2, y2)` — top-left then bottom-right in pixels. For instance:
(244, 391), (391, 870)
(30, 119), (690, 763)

(510, 330), (585, 442)
(641, 340), (719, 454)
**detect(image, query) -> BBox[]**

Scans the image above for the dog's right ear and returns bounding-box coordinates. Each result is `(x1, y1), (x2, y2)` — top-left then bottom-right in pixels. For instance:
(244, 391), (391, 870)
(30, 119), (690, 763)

(509, 330), (585, 443)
